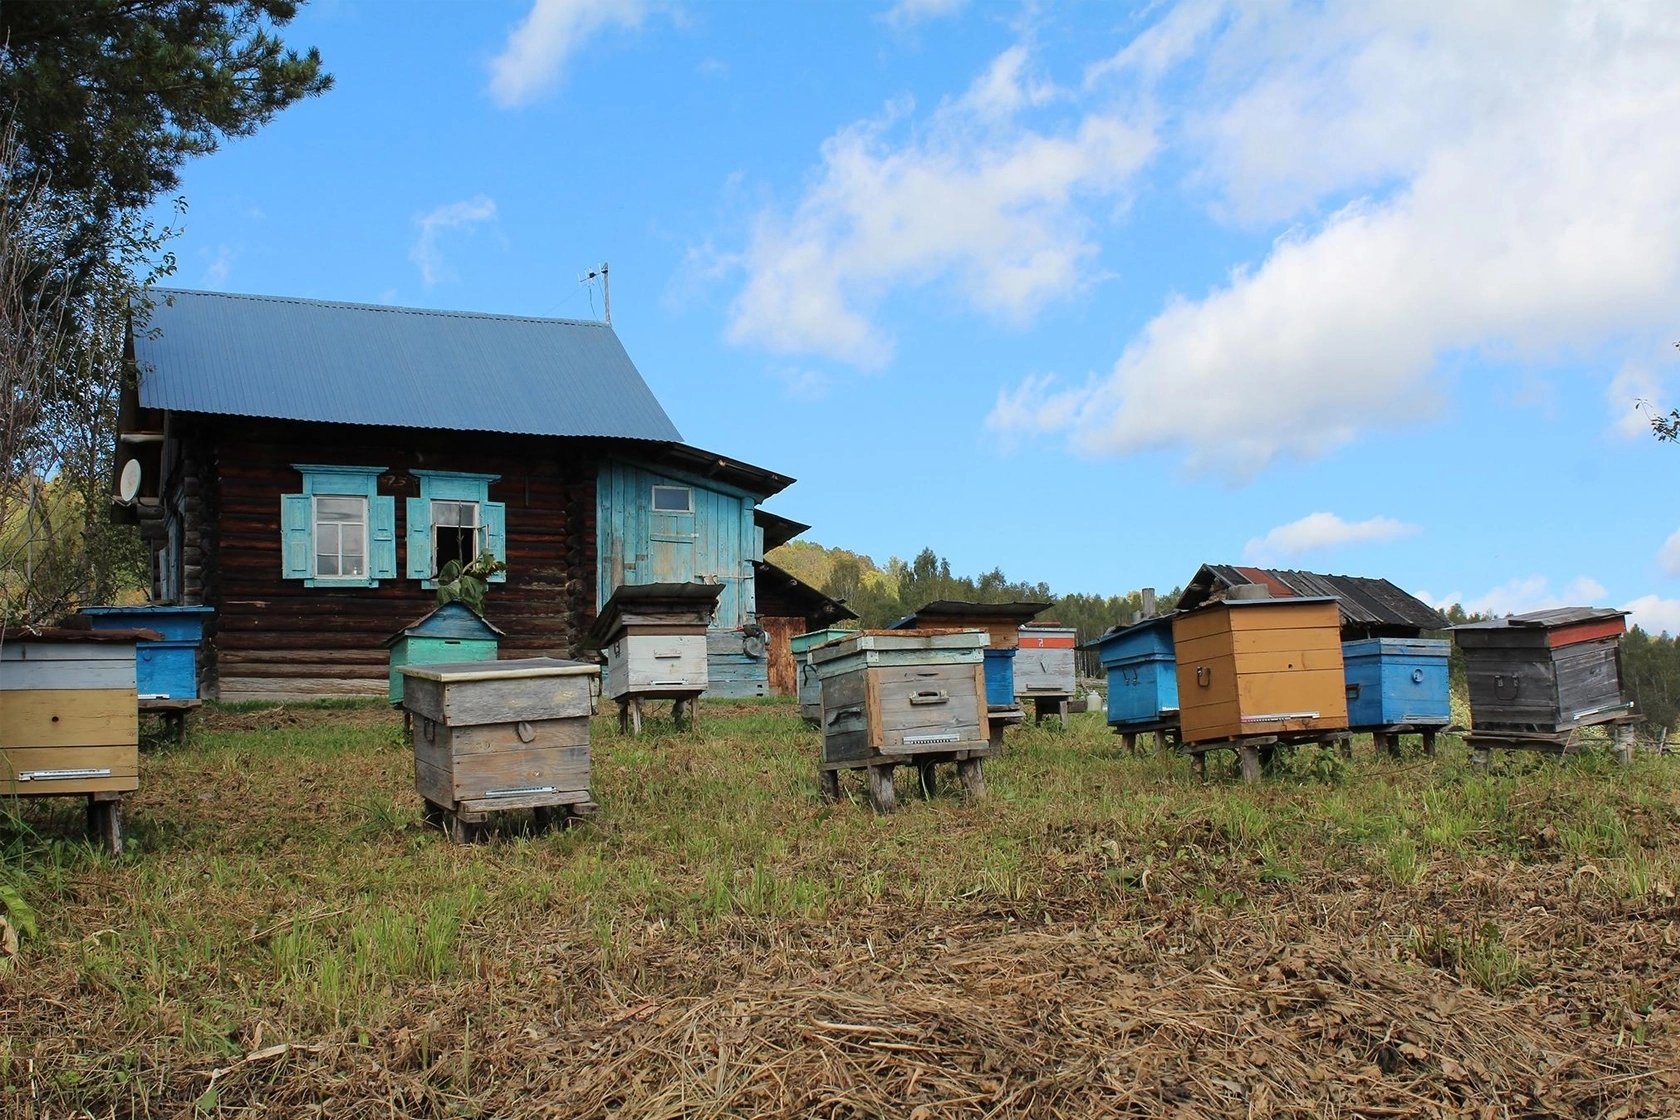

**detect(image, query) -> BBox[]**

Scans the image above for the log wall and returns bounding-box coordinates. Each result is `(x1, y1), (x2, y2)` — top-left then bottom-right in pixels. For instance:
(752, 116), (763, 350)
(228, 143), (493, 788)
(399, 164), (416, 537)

(179, 419), (600, 701)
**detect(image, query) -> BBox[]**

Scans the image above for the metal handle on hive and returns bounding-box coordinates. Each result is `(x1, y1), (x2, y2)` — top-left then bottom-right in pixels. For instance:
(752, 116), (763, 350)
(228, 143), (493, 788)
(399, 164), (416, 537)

(1196, 665), (1212, 687)
(909, 690), (949, 706)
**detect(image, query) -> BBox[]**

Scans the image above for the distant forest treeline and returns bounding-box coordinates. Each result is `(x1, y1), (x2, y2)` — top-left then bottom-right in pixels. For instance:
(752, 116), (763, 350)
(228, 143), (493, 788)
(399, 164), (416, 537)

(767, 541), (1680, 736)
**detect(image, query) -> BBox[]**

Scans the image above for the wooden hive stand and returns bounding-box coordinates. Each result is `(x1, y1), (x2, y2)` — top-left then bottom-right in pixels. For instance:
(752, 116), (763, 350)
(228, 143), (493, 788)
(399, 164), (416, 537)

(1465, 716), (1637, 769)
(1187, 729), (1353, 784)
(811, 629), (995, 813)
(1113, 717), (1181, 757)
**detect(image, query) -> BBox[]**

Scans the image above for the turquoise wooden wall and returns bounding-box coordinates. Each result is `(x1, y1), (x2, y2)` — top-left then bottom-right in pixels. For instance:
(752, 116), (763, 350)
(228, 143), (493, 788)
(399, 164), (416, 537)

(596, 459), (760, 629)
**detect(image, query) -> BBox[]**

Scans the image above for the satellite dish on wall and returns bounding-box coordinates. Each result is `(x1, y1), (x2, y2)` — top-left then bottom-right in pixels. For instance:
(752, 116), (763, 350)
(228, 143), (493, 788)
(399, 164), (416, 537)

(118, 459), (142, 503)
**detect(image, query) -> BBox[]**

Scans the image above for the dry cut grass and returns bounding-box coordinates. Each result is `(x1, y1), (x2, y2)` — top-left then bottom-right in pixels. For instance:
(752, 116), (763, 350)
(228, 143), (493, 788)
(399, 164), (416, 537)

(2, 698), (1680, 1118)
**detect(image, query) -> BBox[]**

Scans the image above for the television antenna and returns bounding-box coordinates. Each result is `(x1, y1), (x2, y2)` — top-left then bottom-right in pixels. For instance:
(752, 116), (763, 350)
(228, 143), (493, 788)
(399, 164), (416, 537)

(580, 262), (610, 325)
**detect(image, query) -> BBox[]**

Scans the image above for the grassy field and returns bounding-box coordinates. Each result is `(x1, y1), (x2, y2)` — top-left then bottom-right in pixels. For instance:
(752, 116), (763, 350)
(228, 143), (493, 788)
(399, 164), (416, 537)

(3, 697), (1679, 1118)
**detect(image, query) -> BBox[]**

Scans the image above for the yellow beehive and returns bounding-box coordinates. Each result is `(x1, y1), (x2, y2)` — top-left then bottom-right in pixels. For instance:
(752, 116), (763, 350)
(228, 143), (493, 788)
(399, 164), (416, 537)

(1172, 597), (1348, 744)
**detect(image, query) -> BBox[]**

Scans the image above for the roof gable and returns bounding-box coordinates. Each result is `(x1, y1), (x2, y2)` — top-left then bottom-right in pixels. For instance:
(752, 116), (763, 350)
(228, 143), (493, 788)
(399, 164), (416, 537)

(132, 288), (683, 442)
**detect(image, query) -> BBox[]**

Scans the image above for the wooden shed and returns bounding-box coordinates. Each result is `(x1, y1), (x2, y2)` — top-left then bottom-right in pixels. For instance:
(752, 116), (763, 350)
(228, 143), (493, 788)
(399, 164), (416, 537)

(587, 582), (723, 732)
(810, 630), (992, 812)
(754, 554), (856, 699)
(1088, 614), (1179, 750)
(0, 628), (154, 855)
(1172, 593), (1349, 779)
(1454, 608), (1631, 735)
(384, 602), (504, 705)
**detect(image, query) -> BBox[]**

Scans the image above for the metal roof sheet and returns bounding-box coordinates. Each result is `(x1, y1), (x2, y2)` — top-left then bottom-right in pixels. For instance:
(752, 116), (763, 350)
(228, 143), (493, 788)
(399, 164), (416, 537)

(133, 288), (684, 442)
(1455, 606), (1629, 631)
(1176, 564), (1449, 632)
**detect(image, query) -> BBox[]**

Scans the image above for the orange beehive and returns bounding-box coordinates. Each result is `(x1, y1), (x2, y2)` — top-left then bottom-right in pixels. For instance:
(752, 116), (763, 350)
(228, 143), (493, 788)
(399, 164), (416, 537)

(1172, 597), (1348, 744)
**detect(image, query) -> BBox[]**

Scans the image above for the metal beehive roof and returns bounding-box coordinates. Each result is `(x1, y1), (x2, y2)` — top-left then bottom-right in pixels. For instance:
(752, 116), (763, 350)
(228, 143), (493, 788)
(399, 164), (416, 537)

(132, 288), (684, 441)
(1454, 606), (1629, 631)
(1176, 564), (1449, 632)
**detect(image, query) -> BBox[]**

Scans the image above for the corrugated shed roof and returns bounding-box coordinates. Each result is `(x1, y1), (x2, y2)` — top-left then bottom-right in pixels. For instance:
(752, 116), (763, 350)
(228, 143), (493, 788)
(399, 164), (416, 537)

(132, 288), (684, 441)
(1455, 606), (1628, 631)
(1176, 564), (1449, 632)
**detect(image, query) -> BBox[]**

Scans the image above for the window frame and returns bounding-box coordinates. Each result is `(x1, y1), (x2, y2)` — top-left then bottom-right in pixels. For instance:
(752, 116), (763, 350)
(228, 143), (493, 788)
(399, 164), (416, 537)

(282, 464), (394, 588)
(651, 484), (693, 514)
(312, 493), (370, 581)
(408, 470), (506, 586)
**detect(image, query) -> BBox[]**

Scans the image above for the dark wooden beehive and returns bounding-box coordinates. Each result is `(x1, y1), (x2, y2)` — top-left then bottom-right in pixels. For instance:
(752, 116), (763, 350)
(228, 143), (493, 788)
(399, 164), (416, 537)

(1454, 607), (1630, 734)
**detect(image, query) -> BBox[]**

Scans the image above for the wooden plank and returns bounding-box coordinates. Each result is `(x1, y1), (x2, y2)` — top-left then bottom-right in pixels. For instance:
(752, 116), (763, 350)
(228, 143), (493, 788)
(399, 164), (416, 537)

(414, 755), (454, 805)
(0, 642), (138, 662)
(450, 745), (590, 802)
(1, 744), (138, 796)
(218, 677), (387, 700)
(440, 717), (590, 756)
(403, 674), (593, 726)
(0, 690), (138, 749)
(0, 659), (137, 691)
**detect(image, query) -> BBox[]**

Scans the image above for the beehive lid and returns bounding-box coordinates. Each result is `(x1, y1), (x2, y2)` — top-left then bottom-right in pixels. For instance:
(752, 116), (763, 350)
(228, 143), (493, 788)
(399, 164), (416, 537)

(1083, 613), (1175, 651)
(383, 601), (506, 647)
(889, 601), (1050, 628)
(808, 628), (988, 666)
(396, 656), (599, 682)
(1, 626), (164, 647)
(1454, 607), (1627, 650)
(587, 582), (724, 648)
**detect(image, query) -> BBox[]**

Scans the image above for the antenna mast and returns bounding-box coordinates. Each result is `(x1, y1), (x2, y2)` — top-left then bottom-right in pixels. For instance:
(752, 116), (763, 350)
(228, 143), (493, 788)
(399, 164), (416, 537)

(581, 262), (611, 325)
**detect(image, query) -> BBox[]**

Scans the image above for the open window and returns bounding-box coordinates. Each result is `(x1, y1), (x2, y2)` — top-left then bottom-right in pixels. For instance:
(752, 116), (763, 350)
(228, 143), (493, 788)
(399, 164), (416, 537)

(280, 465), (395, 586)
(407, 471), (506, 584)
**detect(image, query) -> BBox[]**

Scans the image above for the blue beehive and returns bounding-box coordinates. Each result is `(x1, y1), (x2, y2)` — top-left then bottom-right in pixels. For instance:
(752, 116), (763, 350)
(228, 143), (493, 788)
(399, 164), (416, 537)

(80, 605), (215, 700)
(1341, 637), (1451, 729)
(983, 648), (1017, 706)
(1091, 615), (1179, 728)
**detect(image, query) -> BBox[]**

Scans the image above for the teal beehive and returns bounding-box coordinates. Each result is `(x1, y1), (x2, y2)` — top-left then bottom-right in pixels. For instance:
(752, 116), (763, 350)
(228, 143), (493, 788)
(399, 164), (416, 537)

(384, 603), (504, 705)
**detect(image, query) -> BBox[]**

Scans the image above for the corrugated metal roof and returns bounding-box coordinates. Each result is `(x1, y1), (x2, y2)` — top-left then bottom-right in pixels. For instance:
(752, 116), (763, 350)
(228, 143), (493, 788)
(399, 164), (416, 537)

(888, 601), (1052, 630)
(133, 288), (684, 441)
(1176, 564), (1449, 632)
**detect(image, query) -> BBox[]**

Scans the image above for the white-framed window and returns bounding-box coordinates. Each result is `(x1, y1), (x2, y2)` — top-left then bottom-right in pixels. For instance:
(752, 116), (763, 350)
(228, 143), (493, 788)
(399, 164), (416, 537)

(407, 470), (506, 584)
(314, 495), (368, 579)
(652, 484), (693, 513)
(280, 465), (395, 586)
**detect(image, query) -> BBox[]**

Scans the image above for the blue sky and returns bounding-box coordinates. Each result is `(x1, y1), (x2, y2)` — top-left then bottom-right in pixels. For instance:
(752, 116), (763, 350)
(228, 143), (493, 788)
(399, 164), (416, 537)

(152, 0), (1680, 629)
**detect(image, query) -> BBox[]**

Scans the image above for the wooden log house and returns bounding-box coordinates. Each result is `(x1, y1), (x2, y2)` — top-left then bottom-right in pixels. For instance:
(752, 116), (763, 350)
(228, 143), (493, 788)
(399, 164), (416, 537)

(110, 290), (807, 701)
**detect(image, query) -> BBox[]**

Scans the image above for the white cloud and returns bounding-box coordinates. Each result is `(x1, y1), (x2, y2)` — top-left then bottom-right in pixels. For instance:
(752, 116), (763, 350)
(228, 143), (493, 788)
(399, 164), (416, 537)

(201, 244), (236, 290)
(1423, 575), (1611, 618)
(726, 45), (1153, 367)
(410, 196), (498, 286)
(1659, 528), (1680, 577)
(882, 0), (966, 29)
(770, 367), (833, 402)
(993, 3), (1680, 477)
(488, 0), (646, 108)
(1624, 594), (1680, 637)
(1243, 512), (1418, 562)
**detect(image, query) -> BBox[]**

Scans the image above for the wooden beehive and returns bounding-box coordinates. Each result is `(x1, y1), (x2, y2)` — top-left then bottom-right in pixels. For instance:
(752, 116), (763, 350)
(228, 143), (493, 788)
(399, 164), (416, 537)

(810, 630), (989, 764)
(400, 657), (599, 826)
(1014, 624), (1077, 698)
(1091, 615), (1179, 729)
(1454, 608), (1630, 734)
(1342, 637), (1451, 730)
(81, 605), (214, 700)
(1173, 597), (1348, 744)
(384, 602), (504, 705)
(589, 583), (722, 702)
(790, 627), (855, 722)
(1, 629), (153, 854)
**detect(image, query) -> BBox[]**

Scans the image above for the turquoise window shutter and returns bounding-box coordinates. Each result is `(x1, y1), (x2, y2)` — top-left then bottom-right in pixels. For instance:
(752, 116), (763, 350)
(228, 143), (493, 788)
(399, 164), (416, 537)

(281, 494), (311, 579)
(485, 501), (507, 583)
(370, 495), (397, 579)
(406, 497), (431, 579)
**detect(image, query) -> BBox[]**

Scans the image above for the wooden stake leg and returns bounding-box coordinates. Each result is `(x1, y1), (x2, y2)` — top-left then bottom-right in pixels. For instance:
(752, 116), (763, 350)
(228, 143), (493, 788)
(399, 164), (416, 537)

(1239, 745), (1262, 785)
(86, 797), (122, 858)
(916, 760), (939, 799)
(866, 764), (896, 814)
(1121, 732), (1137, 755)
(631, 697), (643, 735)
(1422, 730), (1437, 758)
(818, 769), (842, 804)
(1191, 751), (1207, 781)
(957, 757), (986, 800)
(617, 699), (629, 734)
